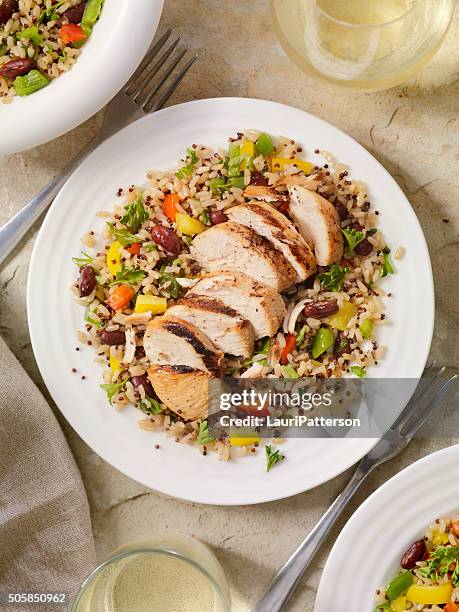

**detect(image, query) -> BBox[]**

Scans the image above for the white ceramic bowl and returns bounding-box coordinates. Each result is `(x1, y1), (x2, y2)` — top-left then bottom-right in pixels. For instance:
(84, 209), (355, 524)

(0, 0), (164, 156)
(316, 445), (459, 611)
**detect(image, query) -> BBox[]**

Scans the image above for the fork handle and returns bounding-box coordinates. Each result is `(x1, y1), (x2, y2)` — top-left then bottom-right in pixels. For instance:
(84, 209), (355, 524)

(0, 131), (106, 267)
(252, 460), (375, 612)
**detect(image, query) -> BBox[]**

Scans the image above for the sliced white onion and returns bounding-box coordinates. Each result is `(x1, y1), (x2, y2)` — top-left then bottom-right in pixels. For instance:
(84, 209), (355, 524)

(287, 298), (312, 334)
(240, 364), (271, 379)
(282, 301), (295, 334)
(123, 329), (136, 364)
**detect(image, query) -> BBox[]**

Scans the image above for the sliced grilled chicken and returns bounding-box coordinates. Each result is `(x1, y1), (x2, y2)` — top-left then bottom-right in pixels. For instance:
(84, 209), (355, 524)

(189, 221), (296, 291)
(167, 294), (254, 358)
(144, 315), (223, 375)
(189, 272), (286, 339)
(227, 201), (316, 282)
(148, 365), (210, 421)
(288, 185), (344, 266)
(243, 185), (285, 202)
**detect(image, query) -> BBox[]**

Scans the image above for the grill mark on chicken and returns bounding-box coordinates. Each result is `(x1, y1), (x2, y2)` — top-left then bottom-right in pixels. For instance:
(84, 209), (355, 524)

(246, 202), (285, 230)
(157, 365), (196, 375)
(177, 294), (239, 319)
(227, 203), (316, 282)
(289, 243), (313, 272)
(162, 320), (221, 373)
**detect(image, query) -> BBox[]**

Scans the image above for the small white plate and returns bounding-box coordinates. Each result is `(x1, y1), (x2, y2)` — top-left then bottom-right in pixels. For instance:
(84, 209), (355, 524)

(0, 0), (164, 156)
(27, 97), (434, 505)
(315, 445), (459, 611)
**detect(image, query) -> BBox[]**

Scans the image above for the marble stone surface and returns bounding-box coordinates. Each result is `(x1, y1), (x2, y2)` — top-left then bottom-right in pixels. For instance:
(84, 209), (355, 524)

(0, 1), (458, 610)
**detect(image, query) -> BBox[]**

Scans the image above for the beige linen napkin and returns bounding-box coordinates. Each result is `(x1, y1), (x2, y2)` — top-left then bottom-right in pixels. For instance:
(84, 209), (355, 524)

(0, 336), (96, 611)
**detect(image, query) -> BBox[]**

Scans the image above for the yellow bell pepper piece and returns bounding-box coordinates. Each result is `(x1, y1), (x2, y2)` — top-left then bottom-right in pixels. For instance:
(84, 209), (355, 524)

(240, 141), (255, 170)
(109, 354), (122, 378)
(432, 530), (449, 546)
(230, 435), (260, 447)
(271, 157), (315, 174)
(406, 583), (453, 605)
(175, 212), (205, 236)
(107, 240), (122, 276)
(327, 301), (357, 330)
(135, 295), (167, 314)
(240, 141), (255, 157)
(390, 596), (406, 612)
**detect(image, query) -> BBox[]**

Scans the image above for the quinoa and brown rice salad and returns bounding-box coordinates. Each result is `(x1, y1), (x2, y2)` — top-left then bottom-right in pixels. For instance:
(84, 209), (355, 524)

(0, 0), (103, 101)
(71, 129), (399, 465)
(375, 517), (459, 611)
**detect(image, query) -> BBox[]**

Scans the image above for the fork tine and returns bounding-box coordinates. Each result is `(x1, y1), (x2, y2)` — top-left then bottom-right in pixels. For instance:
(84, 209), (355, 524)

(132, 37), (181, 102)
(125, 28), (172, 96)
(402, 374), (458, 439)
(149, 54), (198, 112)
(140, 48), (188, 111)
(390, 364), (443, 431)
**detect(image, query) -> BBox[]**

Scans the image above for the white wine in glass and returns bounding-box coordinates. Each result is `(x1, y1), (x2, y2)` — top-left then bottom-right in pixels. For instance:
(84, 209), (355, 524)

(272, 0), (455, 91)
(72, 535), (231, 612)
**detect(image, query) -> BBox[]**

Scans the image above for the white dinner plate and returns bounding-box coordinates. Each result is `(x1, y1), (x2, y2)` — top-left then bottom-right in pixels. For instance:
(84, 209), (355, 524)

(0, 0), (164, 156)
(27, 97), (434, 505)
(315, 444), (459, 611)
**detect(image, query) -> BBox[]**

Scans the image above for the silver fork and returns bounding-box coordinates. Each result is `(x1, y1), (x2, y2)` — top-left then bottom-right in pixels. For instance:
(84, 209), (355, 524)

(0, 28), (197, 267)
(253, 365), (458, 612)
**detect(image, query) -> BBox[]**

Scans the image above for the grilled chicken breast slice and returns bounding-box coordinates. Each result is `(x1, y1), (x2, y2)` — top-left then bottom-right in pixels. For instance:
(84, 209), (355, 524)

(144, 315), (223, 375)
(243, 185), (285, 202)
(288, 186), (344, 266)
(148, 365), (211, 421)
(189, 221), (296, 291)
(226, 201), (316, 282)
(189, 271), (286, 339)
(167, 294), (254, 358)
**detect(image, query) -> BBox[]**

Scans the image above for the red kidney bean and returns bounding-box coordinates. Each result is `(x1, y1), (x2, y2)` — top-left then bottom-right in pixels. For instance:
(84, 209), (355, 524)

(61, 1), (86, 23)
(209, 210), (228, 225)
(401, 540), (426, 569)
(334, 334), (351, 357)
(78, 265), (96, 297)
(151, 225), (182, 255)
(354, 238), (372, 256)
(0, 58), (35, 79)
(0, 0), (18, 24)
(250, 171), (269, 186)
(131, 373), (155, 398)
(100, 330), (126, 346)
(303, 300), (339, 319)
(349, 221), (363, 231)
(334, 201), (349, 221)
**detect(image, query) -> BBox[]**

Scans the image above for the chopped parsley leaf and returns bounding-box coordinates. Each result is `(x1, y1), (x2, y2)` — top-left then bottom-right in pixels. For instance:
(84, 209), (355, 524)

(265, 444), (285, 472)
(139, 396), (163, 415)
(100, 378), (127, 405)
(317, 264), (349, 292)
(342, 227), (365, 253)
(110, 263), (145, 286)
(107, 223), (140, 247)
(381, 247), (394, 278)
(197, 420), (214, 446)
(120, 194), (148, 233)
(72, 251), (93, 267)
(350, 365), (366, 378)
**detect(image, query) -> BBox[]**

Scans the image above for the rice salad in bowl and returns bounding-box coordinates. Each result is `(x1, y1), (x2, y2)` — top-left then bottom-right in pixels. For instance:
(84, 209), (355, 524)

(376, 517), (459, 612)
(71, 129), (399, 465)
(0, 0), (103, 101)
